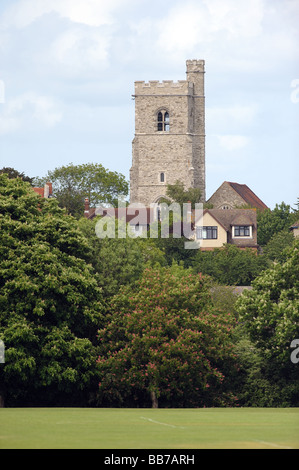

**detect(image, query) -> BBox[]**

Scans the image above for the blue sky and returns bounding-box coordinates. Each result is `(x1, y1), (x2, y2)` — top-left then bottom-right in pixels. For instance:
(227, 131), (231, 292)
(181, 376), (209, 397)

(0, 0), (298, 209)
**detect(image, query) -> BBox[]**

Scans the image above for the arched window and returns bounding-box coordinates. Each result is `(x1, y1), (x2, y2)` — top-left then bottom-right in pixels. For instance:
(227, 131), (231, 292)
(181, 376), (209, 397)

(157, 111), (170, 132)
(160, 172), (165, 183)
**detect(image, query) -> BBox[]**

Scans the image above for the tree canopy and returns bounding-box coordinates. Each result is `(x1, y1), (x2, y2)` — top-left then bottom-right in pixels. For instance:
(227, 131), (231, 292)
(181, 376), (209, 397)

(97, 264), (237, 408)
(235, 239), (299, 406)
(161, 180), (202, 208)
(257, 202), (296, 246)
(0, 167), (34, 185)
(35, 162), (129, 218)
(0, 174), (104, 406)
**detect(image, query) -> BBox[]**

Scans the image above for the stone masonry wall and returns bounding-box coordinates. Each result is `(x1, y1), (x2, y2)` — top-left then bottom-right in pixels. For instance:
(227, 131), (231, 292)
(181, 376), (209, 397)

(130, 60), (206, 206)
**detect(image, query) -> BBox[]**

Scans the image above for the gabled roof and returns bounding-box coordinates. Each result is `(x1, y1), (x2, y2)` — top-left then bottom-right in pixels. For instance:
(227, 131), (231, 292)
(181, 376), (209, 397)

(207, 181), (268, 210)
(196, 208), (257, 230)
(226, 182), (268, 210)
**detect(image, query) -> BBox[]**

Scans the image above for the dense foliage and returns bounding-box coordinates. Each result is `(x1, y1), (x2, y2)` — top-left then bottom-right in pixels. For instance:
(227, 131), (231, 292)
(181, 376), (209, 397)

(236, 240), (299, 406)
(0, 175), (104, 406)
(97, 265), (238, 408)
(190, 244), (269, 285)
(0, 171), (298, 407)
(35, 162), (129, 218)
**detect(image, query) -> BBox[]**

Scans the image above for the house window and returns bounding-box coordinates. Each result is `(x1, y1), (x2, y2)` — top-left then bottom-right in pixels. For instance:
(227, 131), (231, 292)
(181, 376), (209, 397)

(157, 111), (170, 132)
(196, 226), (218, 239)
(233, 225), (251, 237)
(160, 172), (165, 183)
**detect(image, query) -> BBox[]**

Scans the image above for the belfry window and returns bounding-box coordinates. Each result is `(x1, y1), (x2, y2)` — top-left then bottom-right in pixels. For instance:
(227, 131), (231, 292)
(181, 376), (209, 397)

(157, 111), (170, 132)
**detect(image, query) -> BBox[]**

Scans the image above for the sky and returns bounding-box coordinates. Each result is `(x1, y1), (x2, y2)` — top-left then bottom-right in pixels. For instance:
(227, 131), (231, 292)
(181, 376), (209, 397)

(0, 0), (298, 210)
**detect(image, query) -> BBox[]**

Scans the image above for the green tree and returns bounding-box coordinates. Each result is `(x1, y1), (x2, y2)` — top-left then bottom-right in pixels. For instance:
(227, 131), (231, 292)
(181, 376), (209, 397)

(161, 180), (201, 208)
(35, 162), (129, 218)
(97, 264), (237, 408)
(235, 239), (299, 406)
(0, 175), (104, 406)
(0, 167), (34, 185)
(191, 244), (269, 286)
(257, 202), (296, 246)
(78, 217), (145, 298)
(263, 229), (295, 263)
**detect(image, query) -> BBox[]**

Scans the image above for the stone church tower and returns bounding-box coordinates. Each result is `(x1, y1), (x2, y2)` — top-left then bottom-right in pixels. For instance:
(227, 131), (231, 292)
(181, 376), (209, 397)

(130, 59), (206, 206)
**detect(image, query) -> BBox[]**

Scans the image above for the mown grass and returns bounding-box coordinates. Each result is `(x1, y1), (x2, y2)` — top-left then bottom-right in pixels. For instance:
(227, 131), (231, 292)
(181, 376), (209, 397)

(0, 407), (298, 449)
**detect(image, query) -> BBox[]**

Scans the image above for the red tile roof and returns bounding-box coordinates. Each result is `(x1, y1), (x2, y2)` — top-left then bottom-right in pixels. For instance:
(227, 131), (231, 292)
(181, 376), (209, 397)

(227, 182), (268, 210)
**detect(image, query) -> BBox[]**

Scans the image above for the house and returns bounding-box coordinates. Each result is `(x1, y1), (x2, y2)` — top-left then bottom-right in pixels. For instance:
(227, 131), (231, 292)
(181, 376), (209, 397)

(290, 220), (299, 238)
(32, 182), (53, 198)
(194, 208), (258, 251)
(84, 198), (155, 237)
(207, 181), (268, 211)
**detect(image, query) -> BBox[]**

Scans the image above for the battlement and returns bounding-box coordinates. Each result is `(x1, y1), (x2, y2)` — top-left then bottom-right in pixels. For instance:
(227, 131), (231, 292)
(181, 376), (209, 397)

(134, 80), (193, 95)
(186, 59), (205, 73)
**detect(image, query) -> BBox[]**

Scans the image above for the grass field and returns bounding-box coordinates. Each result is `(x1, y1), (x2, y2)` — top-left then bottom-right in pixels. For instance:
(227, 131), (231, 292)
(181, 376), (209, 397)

(0, 407), (298, 449)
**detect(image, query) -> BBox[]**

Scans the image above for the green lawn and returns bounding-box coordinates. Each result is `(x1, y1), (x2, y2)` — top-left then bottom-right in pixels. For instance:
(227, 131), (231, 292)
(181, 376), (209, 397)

(0, 408), (298, 449)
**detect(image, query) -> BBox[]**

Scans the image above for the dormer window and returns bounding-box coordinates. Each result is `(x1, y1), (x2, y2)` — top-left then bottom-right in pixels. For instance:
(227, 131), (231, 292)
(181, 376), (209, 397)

(233, 225), (252, 238)
(157, 111), (170, 132)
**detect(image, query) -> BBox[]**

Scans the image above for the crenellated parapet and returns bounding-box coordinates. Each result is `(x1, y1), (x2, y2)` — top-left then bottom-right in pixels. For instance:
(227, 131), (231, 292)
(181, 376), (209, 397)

(134, 80), (193, 96)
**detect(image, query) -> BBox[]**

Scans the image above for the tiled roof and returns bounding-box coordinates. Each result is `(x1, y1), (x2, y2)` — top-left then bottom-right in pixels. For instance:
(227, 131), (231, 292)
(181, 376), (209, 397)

(198, 208), (257, 231)
(227, 182), (268, 210)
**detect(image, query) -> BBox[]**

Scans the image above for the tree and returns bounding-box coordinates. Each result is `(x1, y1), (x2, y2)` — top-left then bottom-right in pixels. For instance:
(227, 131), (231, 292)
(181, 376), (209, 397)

(161, 180), (201, 208)
(35, 162), (129, 218)
(263, 229), (295, 263)
(0, 167), (34, 185)
(97, 264), (237, 408)
(235, 239), (299, 406)
(78, 217), (145, 298)
(257, 202), (296, 246)
(191, 244), (269, 286)
(0, 175), (104, 406)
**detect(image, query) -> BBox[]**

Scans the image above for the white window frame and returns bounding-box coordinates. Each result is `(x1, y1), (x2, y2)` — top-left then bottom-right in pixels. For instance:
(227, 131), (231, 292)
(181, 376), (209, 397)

(232, 225), (252, 238)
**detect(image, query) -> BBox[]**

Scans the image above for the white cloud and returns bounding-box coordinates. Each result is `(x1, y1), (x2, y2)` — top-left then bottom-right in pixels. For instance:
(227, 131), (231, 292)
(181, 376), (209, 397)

(0, 92), (62, 135)
(48, 27), (110, 75)
(217, 135), (249, 151)
(204, 0), (264, 38)
(156, 0), (265, 57)
(0, 0), (125, 29)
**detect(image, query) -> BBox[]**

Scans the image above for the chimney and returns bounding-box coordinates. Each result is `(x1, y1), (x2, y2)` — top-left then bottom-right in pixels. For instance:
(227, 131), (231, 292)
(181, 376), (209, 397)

(44, 182), (53, 198)
(84, 198), (90, 217)
(47, 182), (53, 196)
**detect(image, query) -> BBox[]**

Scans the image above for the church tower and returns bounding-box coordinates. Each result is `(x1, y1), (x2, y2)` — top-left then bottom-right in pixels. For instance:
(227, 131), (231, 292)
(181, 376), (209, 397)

(130, 59), (206, 206)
